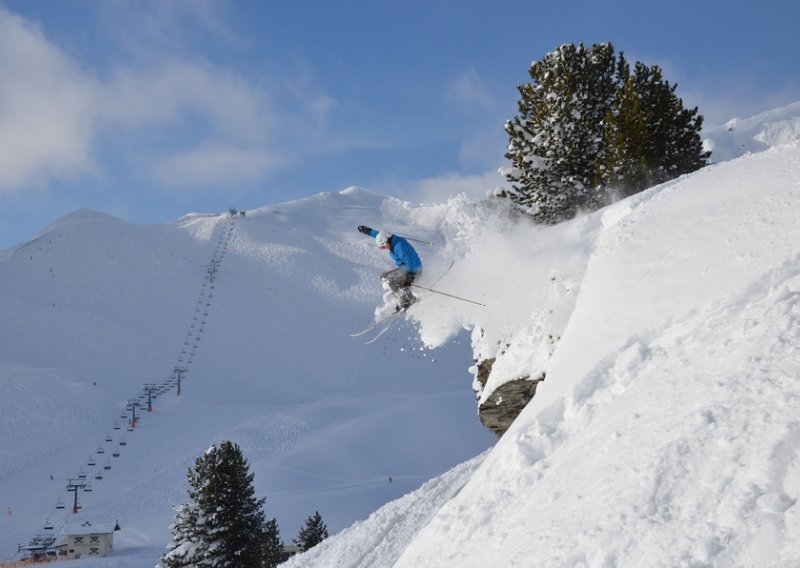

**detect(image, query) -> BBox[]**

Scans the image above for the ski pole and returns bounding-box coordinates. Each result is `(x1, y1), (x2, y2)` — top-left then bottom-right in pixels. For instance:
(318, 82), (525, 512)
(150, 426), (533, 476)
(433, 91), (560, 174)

(404, 236), (436, 247)
(412, 284), (486, 307)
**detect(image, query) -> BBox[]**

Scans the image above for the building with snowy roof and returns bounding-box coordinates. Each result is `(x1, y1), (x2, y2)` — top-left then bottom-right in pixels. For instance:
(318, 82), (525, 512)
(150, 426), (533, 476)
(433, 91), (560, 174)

(61, 521), (117, 558)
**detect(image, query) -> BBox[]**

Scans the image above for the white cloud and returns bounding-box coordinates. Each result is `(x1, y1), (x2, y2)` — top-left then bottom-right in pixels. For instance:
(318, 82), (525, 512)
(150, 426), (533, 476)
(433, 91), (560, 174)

(0, 8), (97, 193)
(154, 144), (290, 190)
(99, 61), (276, 144)
(0, 7), (316, 196)
(446, 67), (497, 112)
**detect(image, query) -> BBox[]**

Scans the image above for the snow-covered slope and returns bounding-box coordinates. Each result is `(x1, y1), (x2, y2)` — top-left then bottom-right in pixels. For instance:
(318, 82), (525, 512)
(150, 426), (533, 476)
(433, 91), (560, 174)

(703, 100), (800, 162)
(3, 102), (800, 567)
(285, 107), (800, 567)
(0, 190), (496, 563)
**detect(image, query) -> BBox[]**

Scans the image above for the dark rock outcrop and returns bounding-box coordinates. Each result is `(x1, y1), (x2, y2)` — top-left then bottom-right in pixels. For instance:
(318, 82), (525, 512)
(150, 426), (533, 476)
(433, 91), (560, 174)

(475, 357), (544, 437)
(478, 377), (543, 437)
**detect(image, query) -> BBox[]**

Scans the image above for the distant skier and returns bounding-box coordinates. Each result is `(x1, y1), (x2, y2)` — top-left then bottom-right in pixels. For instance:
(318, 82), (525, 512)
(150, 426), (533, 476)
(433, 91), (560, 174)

(358, 225), (422, 310)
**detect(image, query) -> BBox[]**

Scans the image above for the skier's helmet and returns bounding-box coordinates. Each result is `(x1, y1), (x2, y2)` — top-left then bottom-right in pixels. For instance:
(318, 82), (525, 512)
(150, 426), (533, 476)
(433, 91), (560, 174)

(376, 231), (392, 250)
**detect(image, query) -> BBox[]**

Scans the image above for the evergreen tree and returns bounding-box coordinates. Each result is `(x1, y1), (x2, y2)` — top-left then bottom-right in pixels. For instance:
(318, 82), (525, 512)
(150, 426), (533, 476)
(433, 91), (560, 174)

(600, 62), (710, 196)
(600, 75), (651, 197)
(262, 518), (283, 568)
(160, 441), (269, 568)
(502, 43), (710, 222)
(293, 511), (329, 552)
(161, 503), (202, 568)
(502, 42), (618, 223)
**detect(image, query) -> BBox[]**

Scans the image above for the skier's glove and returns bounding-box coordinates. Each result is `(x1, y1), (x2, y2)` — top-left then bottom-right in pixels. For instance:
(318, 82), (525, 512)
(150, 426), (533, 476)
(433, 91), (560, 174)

(357, 225), (372, 235)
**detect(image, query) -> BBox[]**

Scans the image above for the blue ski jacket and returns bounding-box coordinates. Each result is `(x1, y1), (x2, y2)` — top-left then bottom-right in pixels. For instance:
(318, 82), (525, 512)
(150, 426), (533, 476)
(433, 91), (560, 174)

(367, 229), (422, 274)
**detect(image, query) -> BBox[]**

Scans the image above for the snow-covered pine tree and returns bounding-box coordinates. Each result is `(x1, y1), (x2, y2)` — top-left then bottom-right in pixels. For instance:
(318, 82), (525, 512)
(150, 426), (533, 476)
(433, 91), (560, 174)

(502, 43), (710, 222)
(501, 42), (617, 224)
(160, 441), (269, 568)
(161, 502), (203, 568)
(293, 511), (329, 552)
(262, 518), (283, 568)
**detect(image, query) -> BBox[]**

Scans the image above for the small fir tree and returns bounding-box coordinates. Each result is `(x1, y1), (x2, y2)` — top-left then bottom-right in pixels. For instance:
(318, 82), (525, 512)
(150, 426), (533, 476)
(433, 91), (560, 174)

(160, 441), (270, 568)
(262, 518), (283, 568)
(293, 511), (329, 552)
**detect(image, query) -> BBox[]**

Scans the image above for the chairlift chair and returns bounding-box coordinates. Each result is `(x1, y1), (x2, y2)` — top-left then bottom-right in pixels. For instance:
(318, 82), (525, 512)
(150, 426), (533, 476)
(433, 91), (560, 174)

(104, 461), (111, 471)
(56, 500), (65, 510)
(95, 472), (103, 480)
(105, 434), (113, 442)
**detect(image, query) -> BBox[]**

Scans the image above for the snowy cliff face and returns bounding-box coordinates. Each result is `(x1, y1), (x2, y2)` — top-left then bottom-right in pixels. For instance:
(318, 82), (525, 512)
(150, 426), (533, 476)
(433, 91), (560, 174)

(407, 100), (800, 439)
(284, 103), (800, 568)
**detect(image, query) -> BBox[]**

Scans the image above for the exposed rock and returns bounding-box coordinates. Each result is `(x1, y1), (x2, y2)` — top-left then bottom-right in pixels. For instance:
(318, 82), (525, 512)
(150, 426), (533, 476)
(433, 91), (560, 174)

(479, 376), (543, 437)
(474, 357), (495, 390)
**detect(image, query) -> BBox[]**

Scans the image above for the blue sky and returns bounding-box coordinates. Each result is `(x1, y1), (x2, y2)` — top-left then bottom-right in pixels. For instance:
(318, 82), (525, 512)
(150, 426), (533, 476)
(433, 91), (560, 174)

(1, 0), (798, 249)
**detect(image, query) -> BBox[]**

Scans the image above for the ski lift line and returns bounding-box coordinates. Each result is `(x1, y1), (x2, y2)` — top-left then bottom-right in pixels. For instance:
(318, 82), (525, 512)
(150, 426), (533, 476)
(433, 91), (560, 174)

(29, 206), (230, 547)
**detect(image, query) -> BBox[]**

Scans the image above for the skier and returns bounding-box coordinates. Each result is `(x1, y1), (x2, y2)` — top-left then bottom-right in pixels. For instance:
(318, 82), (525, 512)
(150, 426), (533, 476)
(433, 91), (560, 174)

(357, 225), (422, 310)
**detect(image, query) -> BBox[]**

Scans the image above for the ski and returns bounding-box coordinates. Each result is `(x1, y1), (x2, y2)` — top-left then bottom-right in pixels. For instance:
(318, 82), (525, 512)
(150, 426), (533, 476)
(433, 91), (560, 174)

(350, 310), (404, 337)
(364, 310), (406, 344)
